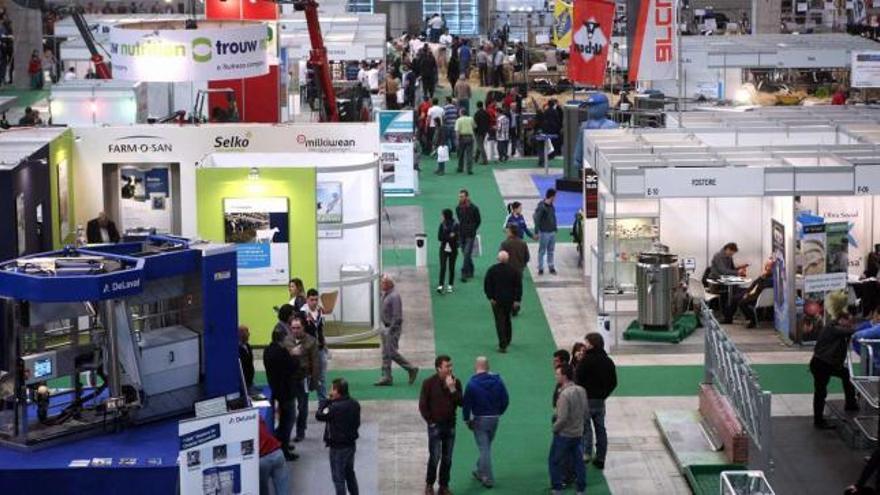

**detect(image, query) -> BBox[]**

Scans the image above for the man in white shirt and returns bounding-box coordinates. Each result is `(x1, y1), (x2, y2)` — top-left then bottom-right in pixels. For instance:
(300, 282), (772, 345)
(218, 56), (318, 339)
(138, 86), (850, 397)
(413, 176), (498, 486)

(429, 14), (443, 42)
(366, 63), (380, 93)
(409, 37), (425, 62)
(426, 97), (445, 151)
(357, 61), (369, 89)
(493, 48), (505, 87)
(439, 31), (453, 46)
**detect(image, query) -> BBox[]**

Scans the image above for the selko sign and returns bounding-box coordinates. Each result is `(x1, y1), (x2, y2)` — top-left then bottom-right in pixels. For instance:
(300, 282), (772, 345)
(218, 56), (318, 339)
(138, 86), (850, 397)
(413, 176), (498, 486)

(109, 20), (270, 82)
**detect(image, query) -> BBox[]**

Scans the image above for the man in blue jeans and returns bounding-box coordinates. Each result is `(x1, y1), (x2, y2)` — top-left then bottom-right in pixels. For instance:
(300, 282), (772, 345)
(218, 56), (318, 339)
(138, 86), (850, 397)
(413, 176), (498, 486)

(316, 378), (361, 495)
(549, 363), (587, 495)
(419, 355), (463, 495)
(574, 333), (617, 470)
(462, 356), (509, 488)
(534, 188), (558, 275)
(455, 189), (482, 282)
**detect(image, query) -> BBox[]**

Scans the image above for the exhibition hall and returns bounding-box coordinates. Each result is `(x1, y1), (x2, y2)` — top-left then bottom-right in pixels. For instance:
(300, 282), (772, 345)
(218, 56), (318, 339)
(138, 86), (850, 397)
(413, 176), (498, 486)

(3, 0), (880, 493)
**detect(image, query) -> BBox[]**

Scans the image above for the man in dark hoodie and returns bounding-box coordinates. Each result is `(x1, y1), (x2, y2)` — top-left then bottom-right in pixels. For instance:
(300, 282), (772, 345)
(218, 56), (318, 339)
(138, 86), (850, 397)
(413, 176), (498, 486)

(574, 333), (617, 470)
(316, 378), (361, 495)
(462, 356), (509, 488)
(456, 189), (482, 282)
(484, 251), (522, 352)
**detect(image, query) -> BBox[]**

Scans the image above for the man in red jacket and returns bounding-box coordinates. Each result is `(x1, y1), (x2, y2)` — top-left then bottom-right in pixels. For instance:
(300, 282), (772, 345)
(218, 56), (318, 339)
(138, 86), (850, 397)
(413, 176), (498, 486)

(419, 355), (463, 495)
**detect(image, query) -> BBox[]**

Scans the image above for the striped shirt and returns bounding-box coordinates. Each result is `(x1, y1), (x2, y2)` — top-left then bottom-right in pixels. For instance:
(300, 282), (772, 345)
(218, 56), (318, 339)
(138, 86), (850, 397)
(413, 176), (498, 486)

(443, 104), (459, 128)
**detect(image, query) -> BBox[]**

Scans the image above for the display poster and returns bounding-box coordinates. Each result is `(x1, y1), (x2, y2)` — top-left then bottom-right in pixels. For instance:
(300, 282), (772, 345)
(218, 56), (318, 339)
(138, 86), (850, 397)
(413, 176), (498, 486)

(817, 196), (868, 277)
(771, 220), (789, 337)
(223, 197), (290, 286)
(109, 22), (269, 82)
(57, 159), (70, 240)
(852, 51), (880, 88)
(628, 0), (678, 82)
(568, 0), (616, 85)
(798, 222), (848, 343)
(378, 111), (416, 196)
(317, 182), (343, 239)
(120, 166), (173, 233)
(178, 408), (259, 495)
(553, 0), (573, 50)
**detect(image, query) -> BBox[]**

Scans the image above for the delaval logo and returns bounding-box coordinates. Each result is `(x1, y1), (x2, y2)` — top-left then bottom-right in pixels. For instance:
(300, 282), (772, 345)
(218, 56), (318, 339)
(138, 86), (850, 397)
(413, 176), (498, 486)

(296, 134), (356, 152)
(214, 131), (252, 151)
(108, 135), (173, 154)
(102, 277), (141, 295)
(572, 19), (607, 62)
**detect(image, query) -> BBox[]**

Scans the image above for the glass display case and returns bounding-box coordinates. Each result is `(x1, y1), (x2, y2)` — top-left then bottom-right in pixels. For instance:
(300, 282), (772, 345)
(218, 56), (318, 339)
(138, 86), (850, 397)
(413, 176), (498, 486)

(603, 215), (660, 293)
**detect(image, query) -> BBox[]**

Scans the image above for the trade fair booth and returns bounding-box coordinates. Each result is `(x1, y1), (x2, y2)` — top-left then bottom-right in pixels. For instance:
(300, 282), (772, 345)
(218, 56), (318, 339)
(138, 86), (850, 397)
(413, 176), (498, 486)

(70, 123), (381, 343)
(0, 128), (74, 262)
(583, 107), (880, 345)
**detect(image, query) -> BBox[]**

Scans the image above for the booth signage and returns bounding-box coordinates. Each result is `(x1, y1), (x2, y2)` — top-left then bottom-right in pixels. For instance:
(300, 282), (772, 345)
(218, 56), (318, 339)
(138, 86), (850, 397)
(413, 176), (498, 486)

(178, 408), (259, 495)
(108, 135), (173, 154)
(568, 0), (616, 85)
(378, 111), (416, 196)
(851, 51), (880, 88)
(855, 164), (880, 194)
(628, 0), (678, 82)
(643, 167), (764, 198)
(109, 21), (269, 82)
(287, 43), (366, 61)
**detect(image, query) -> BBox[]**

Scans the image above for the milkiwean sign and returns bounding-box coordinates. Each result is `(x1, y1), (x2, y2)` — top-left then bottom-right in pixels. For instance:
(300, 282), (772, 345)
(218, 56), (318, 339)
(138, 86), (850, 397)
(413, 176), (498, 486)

(109, 20), (270, 82)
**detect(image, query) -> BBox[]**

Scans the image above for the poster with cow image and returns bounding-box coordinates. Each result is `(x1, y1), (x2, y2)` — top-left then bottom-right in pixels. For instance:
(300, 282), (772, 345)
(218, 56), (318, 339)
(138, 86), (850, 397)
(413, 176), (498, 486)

(317, 182), (343, 239)
(223, 197), (290, 286)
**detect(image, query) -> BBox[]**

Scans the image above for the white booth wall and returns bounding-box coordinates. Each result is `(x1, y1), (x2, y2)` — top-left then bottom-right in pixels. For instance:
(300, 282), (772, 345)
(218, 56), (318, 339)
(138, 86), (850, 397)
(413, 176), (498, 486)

(71, 123), (381, 324)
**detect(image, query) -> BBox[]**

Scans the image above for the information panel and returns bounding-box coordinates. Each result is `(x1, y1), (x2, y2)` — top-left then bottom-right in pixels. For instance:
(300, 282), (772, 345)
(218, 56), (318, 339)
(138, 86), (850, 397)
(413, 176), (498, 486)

(223, 197), (290, 286)
(852, 51), (880, 88)
(379, 111), (416, 197)
(179, 408), (259, 495)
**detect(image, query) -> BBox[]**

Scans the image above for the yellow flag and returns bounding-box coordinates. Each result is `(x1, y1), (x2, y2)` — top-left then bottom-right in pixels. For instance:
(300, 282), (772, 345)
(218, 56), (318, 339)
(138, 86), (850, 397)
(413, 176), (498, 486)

(553, 0), (573, 49)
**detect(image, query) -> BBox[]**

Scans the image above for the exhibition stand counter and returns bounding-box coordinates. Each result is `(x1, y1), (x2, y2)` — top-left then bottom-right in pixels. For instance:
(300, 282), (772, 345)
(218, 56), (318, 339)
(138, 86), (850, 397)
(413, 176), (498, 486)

(584, 114), (880, 344)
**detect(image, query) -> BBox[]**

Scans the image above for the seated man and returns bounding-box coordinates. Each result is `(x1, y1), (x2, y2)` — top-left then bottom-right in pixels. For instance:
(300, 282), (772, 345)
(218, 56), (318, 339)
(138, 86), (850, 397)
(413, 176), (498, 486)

(736, 260), (774, 328)
(709, 242), (748, 279)
(853, 309), (880, 374)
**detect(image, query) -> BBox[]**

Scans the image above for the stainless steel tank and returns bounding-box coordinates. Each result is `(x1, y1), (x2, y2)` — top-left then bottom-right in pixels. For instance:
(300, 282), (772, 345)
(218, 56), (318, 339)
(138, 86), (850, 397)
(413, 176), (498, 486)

(637, 252), (681, 328)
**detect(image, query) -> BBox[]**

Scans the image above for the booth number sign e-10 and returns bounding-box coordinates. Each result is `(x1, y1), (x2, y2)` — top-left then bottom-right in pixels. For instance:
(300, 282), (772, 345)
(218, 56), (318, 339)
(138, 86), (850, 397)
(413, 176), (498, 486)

(109, 22), (270, 82)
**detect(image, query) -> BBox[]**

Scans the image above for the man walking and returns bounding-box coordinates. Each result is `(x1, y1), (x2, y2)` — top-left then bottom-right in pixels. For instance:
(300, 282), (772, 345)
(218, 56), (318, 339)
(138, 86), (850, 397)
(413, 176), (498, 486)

(453, 74), (471, 114)
(484, 251), (522, 352)
(375, 274), (420, 386)
(316, 378), (362, 495)
(455, 109), (476, 174)
(477, 46), (489, 86)
(574, 333), (617, 470)
(473, 102), (490, 165)
(287, 315), (319, 442)
(534, 188), (558, 275)
(462, 356), (509, 488)
(264, 307), (301, 461)
(500, 224), (530, 315)
(492, 46), (505, 87)
(419, 355), (463, 495)
(456, 189), (482, 282)
(549, 363), (588, 495)
(442, 97), (459, 153)
(301, 288), (327, 401)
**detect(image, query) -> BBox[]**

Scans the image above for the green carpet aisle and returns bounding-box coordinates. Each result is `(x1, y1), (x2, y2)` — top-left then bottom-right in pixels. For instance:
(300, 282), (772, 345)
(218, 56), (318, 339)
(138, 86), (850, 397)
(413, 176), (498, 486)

(387, 155), (612, 494)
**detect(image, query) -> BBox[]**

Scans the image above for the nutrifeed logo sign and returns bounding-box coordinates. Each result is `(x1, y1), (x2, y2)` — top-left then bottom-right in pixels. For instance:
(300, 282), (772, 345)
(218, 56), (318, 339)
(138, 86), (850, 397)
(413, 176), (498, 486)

(109, 21), (270, 82)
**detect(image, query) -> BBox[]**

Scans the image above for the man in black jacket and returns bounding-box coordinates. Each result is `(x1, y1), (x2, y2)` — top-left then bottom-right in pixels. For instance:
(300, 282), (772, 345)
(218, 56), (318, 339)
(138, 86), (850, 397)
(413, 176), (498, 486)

(473, 101), (490, 165)
(456, 189), (482, 282)
(263, 318), (302, 461)
(86, 212), (120, 244)
(316, 378), (361, 495)
(484, 251), (522, 352)
(238, 325), (255, 393)
(574, 333), (617, 469)
(811, 292), (859, 429)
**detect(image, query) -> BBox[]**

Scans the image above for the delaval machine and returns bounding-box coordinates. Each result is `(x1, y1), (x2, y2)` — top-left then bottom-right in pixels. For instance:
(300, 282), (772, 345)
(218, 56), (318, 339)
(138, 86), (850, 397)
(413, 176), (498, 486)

(0, 236), (239, 449)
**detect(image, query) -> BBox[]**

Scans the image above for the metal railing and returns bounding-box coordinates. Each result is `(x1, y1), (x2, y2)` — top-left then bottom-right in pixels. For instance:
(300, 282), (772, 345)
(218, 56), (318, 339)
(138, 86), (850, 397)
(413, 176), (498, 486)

(847, 338), (880, 441)
(702, 303), (774, 471)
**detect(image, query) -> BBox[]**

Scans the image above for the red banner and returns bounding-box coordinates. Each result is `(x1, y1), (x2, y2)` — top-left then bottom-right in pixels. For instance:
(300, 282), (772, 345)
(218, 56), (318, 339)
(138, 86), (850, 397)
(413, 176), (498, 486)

(568, 0), (616, 86)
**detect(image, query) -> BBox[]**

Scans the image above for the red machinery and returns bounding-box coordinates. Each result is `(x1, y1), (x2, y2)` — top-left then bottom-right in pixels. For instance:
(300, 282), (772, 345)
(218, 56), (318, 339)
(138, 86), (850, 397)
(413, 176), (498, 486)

(70, 8), (111, 79)
(293, 0), (339, 122)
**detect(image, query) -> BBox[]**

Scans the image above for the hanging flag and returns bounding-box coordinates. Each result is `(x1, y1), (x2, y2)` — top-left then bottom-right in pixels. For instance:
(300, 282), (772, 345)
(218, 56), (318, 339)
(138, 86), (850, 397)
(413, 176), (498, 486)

(628, 0), (678, 82)
(553, 0), (574, 49)
(568, 0), (616, 86)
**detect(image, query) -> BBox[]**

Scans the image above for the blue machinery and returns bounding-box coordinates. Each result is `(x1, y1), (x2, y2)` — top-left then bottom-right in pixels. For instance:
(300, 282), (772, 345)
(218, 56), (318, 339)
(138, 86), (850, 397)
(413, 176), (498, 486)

(0, 236), (239, 449)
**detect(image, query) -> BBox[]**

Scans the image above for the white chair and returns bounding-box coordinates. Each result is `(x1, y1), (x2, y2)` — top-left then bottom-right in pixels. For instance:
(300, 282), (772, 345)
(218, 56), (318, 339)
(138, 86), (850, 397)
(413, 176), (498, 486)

(688, 277), (719, 310)
(754, 288), (774, 310)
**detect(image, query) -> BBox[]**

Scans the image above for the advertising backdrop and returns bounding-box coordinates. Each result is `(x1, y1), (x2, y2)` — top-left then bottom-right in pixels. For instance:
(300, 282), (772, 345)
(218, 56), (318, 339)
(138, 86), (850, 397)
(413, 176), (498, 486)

(109, 21), (270, 82)
(317, 182), (343, 239)
(628, 0), (678, 82)
(771, 220), (789, 338)
(119, 166), (173, 233)
(378, 111), (416, 196)
(553, 0), (574, 49)
(568, 0), (616, 85)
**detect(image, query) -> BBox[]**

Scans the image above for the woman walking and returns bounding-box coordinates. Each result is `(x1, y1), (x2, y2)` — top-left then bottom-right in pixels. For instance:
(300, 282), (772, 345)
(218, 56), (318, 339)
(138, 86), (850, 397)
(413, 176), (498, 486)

(504, 202), (536, 240)
(437, 208), (460, 294)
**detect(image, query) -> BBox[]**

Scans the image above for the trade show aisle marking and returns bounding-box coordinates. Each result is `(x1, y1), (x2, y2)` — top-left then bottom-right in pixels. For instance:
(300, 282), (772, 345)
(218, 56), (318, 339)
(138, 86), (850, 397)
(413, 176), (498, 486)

(386, 155), (612, 494)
